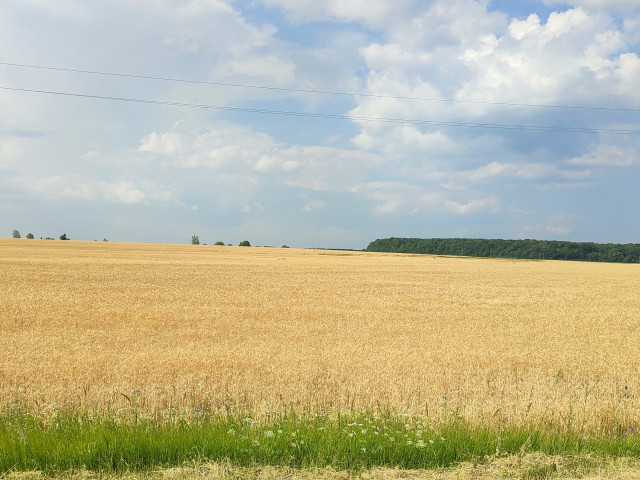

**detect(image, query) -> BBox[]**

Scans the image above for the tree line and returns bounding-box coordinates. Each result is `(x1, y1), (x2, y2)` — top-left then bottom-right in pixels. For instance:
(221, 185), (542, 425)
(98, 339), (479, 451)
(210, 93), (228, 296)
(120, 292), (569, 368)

(366, 237), (640, 263)
(12, 230), (70, 240)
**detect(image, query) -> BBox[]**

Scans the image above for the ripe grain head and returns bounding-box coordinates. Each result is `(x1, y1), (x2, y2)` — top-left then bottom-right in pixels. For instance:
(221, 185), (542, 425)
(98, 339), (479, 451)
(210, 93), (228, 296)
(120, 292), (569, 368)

(1, 239), (639, 432)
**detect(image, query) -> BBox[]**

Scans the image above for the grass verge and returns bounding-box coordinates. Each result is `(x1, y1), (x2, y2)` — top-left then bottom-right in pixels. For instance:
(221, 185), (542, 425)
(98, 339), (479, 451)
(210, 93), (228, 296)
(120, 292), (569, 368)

(2, 410), (640, 475)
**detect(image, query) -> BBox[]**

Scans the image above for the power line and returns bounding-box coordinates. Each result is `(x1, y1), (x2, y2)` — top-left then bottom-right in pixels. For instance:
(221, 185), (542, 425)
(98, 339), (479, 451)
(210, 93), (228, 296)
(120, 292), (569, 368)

(1, 61), (639, 113)
(1, 85), (638, 135)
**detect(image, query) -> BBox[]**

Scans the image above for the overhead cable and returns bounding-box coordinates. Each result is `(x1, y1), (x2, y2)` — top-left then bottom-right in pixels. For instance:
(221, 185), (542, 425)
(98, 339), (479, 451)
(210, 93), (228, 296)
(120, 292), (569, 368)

(1, 85), (638, 135)
(1, 61), (639, 113)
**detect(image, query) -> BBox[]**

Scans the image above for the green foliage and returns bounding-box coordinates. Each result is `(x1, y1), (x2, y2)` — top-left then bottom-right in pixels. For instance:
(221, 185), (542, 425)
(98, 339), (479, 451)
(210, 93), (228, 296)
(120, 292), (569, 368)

(367, 238), (640, 264)
(239, 240), (251, 247)
(282, 245), (289, 248)
(191, 235), (200, 245)
(12, 229), (20, 239)
(26, 233), (34, 239)
(214, 241), (225, 246)
(2, 410), (640, 474)
(59, 233), (69, 241)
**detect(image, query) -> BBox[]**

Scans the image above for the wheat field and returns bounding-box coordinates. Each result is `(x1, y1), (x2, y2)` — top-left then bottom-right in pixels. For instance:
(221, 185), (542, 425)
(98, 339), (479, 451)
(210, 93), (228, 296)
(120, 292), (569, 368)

(1, 238), (639, 433)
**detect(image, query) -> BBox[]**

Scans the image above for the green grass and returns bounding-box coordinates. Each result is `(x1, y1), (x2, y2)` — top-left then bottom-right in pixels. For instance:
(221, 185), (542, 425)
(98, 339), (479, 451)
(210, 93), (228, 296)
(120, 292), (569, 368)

(2, 409), (640, 474)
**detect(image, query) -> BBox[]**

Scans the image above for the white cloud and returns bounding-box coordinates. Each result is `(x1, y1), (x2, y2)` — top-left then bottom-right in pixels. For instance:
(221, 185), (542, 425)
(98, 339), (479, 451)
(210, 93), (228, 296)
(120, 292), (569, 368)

(103, 181), (147, 205)
(11, 0), (92, 18)
(353, 182), (501, 215)
(351, 124), (455, 156)
(456, 7), (640, 107)
(14, 175), (190, 207)
(445, 197), (500, 214)
(543, 0), (640, 14)
(440, 181), (467, 191)
(242, 202), (265, 213)
(224, 54), (296, 84)
(567, 144), (638, 166)
(463, 161), (565, 180)
(538, 181), (593, 189)
(170, 0), (235, 18)
(259, 146), (360, 190)
(509, 14), (543, 41)
(518, 213), (579, 238)
(259, 0), (422, 27)
(336, 0), (640, 201)
(137, 121), (382, 192)
(161, 36), (202, 54)
(301, 199), (325, 212)
(0, 140), (21, 167)
(2, 0), (640, 245)
(351, 181), (500, 216)
(138, 123), (274, 171)
(139, 131), (183, 155)
(612, 53), (640, 96)
(351, 181), (439, 215)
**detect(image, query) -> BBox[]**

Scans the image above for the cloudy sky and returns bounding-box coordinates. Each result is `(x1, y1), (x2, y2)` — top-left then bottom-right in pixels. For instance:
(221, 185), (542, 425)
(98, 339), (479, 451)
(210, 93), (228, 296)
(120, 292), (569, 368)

(1, 0), (639, 248)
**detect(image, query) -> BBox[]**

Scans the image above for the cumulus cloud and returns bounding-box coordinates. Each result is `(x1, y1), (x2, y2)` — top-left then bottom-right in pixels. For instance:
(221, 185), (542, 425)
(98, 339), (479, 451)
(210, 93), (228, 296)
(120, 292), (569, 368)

(458, 7), (640, 107)
(347, 1), (640, 153)
(138, 121), (383, 192)
(2, 0), (640, 245)
(351, 124), (455, 156)
(139, 131), (183, 155)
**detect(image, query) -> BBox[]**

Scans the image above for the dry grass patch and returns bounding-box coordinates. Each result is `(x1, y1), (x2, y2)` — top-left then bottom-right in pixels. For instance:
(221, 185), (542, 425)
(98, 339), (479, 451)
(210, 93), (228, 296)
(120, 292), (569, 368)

(4, 455), (640, 480)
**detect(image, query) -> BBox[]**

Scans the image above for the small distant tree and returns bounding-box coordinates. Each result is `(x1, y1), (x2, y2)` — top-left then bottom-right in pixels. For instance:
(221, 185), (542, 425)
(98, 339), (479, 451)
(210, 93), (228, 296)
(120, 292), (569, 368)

(239, 240), (251, 247)
(191, 235), (200, 245)
(214, 241), (225, 246)
(12, 230), (21, 238)
(26, 233), (34, 239)
(60, 233), (69, 240)
(281, 245), (289, 248)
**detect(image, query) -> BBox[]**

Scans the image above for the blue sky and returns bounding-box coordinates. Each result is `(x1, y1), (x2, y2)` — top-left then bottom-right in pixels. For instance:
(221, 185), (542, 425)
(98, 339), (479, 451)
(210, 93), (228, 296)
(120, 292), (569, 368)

(1, 0), (639, 248)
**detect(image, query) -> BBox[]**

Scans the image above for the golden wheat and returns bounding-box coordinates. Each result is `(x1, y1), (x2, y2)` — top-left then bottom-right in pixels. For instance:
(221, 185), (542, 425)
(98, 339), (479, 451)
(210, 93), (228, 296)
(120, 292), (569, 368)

(1, 238), (639, 432)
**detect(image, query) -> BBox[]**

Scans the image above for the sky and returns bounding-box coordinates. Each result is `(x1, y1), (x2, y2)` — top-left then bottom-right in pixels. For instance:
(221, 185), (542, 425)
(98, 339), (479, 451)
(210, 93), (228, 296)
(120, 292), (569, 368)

(1, 0), (639, 249)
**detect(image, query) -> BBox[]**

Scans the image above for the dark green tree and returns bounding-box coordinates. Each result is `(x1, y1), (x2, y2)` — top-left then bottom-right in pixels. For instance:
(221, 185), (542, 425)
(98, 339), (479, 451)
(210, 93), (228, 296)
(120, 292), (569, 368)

(60, 233), (69, 240)
(12, 229), (21, 239)
(26, 233), (34, 239)
(191, 235), (200, 245)
(366, 237), (640, 264)
(239, 240), (251, 247)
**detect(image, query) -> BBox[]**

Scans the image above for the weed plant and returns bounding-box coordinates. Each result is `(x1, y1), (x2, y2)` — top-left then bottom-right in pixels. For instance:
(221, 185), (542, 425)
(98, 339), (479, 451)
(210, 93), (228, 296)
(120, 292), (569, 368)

(2, 408), (640, 474)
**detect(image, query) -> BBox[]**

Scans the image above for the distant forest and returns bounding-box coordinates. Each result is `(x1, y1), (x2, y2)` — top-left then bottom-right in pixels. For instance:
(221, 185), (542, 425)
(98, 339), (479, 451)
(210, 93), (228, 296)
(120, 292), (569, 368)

(366, 238), (640, 263)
